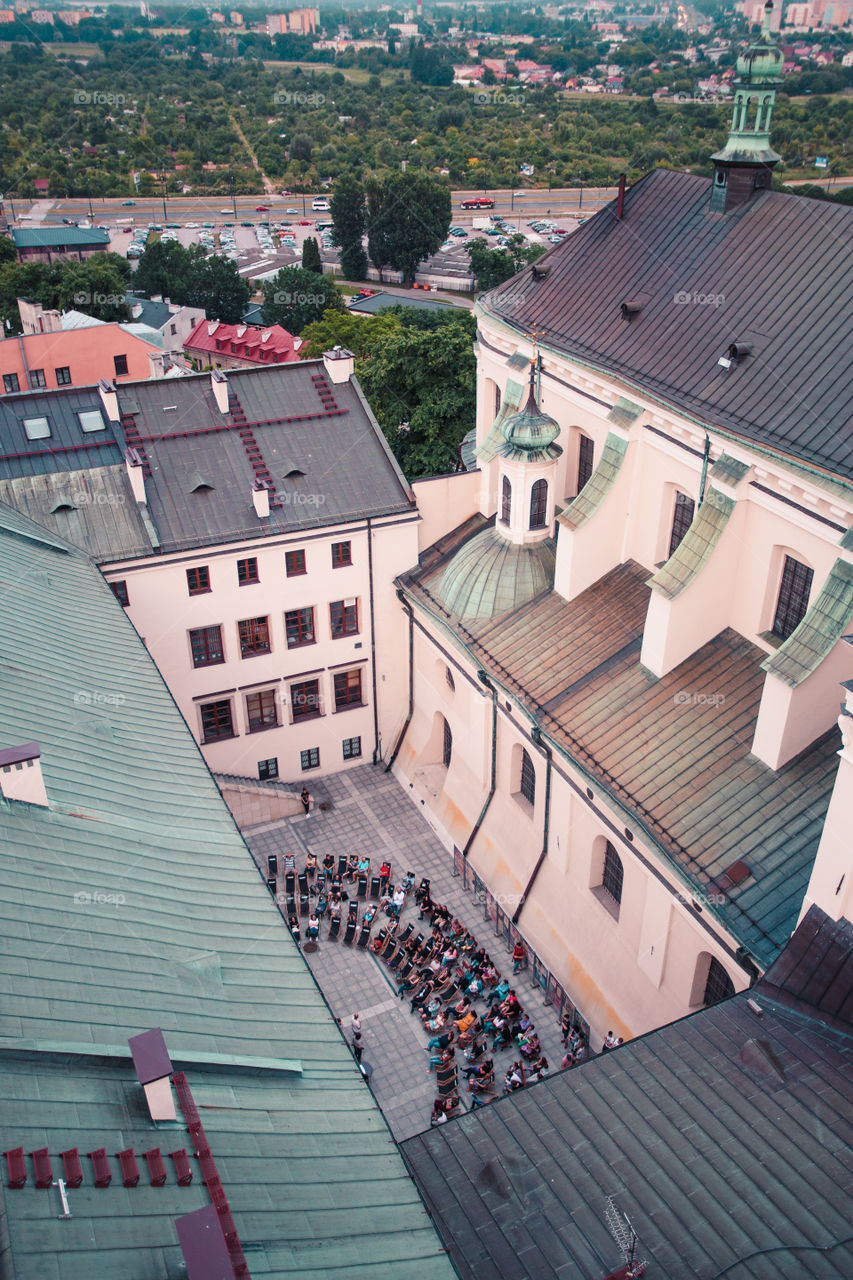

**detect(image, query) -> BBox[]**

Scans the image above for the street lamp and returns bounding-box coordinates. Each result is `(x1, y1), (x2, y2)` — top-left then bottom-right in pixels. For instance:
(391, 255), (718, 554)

(574, 175), (584, 210)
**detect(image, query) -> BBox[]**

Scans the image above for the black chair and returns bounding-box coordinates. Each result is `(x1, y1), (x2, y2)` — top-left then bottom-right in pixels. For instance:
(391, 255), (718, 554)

(266, 877), (277, 895)
(357, 923), (371, 949)
(285, 871), (296, 899)
(298, 872), (309, 899)
(415, 877), (431, 904)
(299, 892), (310, 917)
(398, 959), (414, 981)
(286, 894), (296, 917)
(315, 870), (326, 894)
(267, 855), (278, 877)
(357, 874), (368, 899)
(398, 922), (414, 946)
(343, 917), (357, 945)
(384, 946), (400, 968)
(337, 855), (347, 877)
(328, 914), (341, 941)
(370, 875), (381, 900)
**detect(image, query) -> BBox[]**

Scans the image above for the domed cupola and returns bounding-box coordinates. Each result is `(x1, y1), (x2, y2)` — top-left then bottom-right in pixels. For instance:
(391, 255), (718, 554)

(710, 1), (783, 213)
(498, 367), (562, 462)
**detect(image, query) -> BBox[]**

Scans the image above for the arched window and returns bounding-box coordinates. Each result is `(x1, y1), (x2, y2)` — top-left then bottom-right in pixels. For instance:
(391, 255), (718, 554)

(669, 491), (694, 557)
(529, 479), (547, 530)
(601, 842), (623, 906)
(520, 749), (536, 805)
(442, 717), (453, 769)
(500, 475), (512, 525)
(703, 956), (735, 1007)
(772, 554), (813, 641)
(445, 665), (455, 693)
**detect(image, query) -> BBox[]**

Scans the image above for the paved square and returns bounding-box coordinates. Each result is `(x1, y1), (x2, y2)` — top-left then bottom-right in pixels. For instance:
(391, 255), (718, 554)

(244, 764), (567, 1139)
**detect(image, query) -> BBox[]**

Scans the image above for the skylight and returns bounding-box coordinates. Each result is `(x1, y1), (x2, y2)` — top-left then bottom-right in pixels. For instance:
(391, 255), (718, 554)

(78, 409), (106, 433)
(23, 416), (50, 440)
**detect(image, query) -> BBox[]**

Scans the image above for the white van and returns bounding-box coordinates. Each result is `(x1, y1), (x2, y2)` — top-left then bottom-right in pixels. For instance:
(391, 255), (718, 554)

(312, 198), (330, 211)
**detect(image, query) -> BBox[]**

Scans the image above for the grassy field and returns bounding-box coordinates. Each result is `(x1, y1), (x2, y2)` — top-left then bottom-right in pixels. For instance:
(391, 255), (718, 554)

(262, 59), (400, 86)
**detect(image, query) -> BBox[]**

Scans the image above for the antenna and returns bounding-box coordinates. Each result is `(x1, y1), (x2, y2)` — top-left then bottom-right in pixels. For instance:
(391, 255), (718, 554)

(603, 1196), (647, 1278)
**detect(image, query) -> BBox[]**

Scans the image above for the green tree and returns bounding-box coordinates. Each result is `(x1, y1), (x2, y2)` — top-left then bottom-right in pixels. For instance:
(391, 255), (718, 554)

(466, 235), (545, 292)
(366, 172), (451, 283)
(301, 235), (323, 273)
(298, 307), (401, 360)
(133, 239), (199, 303)
(0, 236), (16, 265)
(261, 267), (343, 332)
(357, 316), (475, 479)
(330, 173), (368, 281)
(186, 254), (250, 324)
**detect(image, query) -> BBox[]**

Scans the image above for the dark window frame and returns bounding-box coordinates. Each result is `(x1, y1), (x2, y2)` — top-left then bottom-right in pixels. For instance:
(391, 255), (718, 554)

(246, 688), (279, 733)
(442, 717), (452, 769)
(330, 599), (359, 638)
(55, 366), (72, 386)
(113, 353), (129, 377)
(28, 368), (46, 390)
(285, 548), (306, 577)
(577, 434), (594, 492)
(186, 565), (211, 595)
(258, 757), (279, 780)
(669, 491), (695, 558)
(189, 624), (224, 668)
(111, 580), (129, 608)
(771, 555), (813, 641)
(200, 698), (235, 743)
(703, 956), (735, 1007)
(331, 540), (352, 568)
(3, 372), (20, 394)
(237, 556), (259, 585)
(300, 747), (320, 771)
(500, 475), (512, 525)
(291, 677), (321, 722)
(601, 841), (624, 906)
(238, 615), (271, 658)
(342, 736), (362, 760)
(333, 668), (363, 711)
(529, 478), (547, 530)
(285, 605), (315, 649)
(519, 749), (536, 806)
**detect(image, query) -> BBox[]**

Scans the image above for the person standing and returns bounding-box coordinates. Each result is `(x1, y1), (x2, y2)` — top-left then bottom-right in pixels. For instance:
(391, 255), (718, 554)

(351, 1012), (362, 1039)
(300, 786), (310, 814)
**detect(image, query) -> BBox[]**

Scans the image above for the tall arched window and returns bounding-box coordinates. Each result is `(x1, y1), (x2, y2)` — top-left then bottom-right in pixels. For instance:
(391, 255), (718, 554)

(500, 475), (512, 525)
(520, 749), (536, 805)
(442, 717), (453, 768)
(703, 957), (735, 1007)
(529, 479), (547, 530)
(601, 842), (623, 906)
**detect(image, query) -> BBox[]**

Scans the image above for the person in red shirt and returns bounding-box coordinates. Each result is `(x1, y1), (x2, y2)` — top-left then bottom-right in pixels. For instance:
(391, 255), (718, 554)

(379, 860), (392, 894)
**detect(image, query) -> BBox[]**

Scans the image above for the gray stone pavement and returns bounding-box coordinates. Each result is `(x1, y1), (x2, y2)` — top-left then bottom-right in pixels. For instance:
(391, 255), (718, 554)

(243, 763), (567, 1140)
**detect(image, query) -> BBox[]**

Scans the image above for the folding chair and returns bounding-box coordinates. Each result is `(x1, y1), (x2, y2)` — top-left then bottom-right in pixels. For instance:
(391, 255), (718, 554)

(315, 870), (326, 894)
(328, 914), (342, 941)
(357, 922), (371, 949)
(267, 855), (278, 878)
(337, 855), (347, 877)
(286, 894), (297, 917)
(397, 959), (414, 981)
(298, 872), (309, 900)
(370, 876), (381, 900)
(283, 854), (296, 875)
(437, 1074), (458, 1099)
(266, 877), (277, 896)
(381, 935), (398, 959)
(357, 874), (368, 899)
(285, 871), (296, 899)
(299, 892), (310, 917)
(414, 877), (430, 904)
(343, 916), (357, 945)
(398, 922), (414, 946)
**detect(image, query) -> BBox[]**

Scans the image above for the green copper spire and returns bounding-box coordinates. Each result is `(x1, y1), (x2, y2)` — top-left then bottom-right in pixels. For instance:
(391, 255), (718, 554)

(710, 1), (783, 211)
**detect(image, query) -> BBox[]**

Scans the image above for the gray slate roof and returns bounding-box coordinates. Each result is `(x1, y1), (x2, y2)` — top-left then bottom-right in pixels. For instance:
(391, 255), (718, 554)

(402, 905), (853, 1280)
(482, 170), (853, 481)
(0, 362), (415, 558)
(0, 500), (454, 1280)
(125, 292), (173, 330)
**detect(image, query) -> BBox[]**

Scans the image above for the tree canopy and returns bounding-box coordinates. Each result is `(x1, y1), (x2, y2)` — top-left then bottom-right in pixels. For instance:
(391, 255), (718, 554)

(133, 240), (248, 322)
(330, 173), (368, 282)
(366, 172), (452, 282)
(260, 266), (343, 332)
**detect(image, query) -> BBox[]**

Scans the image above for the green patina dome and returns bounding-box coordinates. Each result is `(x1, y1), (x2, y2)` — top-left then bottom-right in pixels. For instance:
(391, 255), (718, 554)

(737, 4), (783, 84)
(498, 373), (562, 462)
(437, 526), (556, 621)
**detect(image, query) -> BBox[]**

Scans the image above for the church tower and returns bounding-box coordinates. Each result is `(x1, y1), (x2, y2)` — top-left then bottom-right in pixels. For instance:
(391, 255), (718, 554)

(710, 1), (784, 213)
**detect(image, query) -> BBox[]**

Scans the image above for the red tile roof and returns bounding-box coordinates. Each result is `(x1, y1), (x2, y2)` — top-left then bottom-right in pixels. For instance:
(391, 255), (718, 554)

(184, 319), (301, 365)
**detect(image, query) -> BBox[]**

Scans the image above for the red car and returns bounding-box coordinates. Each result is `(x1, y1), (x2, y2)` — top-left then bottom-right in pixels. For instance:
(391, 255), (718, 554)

(255, 205), (269, 212)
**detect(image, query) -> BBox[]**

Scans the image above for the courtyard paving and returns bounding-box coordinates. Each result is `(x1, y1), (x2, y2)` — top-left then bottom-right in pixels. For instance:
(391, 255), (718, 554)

(243, 763), (567, 1140)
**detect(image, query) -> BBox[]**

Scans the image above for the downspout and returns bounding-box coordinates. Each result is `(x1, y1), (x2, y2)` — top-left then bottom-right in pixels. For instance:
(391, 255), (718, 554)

(461, 669), (498, 859)
(384, 589), (414, 772)
(17, 335), (31, 388)
(512, 726), (552, 925)
(698, 431), (711, 506)
(367, 517), (380, 764)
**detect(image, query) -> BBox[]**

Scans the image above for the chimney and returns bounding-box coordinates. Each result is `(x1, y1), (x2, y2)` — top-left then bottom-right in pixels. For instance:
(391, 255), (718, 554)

(252, 480), (270, 519)
(128, 1028), (177, 1123)
(0, 743), (48, 808)
(322, 346), (355, 384)
(125, 447), (146, 505)
(98, 378), (119, 423)
(616, 173), (626, 219)
(211, 368), (229, 413)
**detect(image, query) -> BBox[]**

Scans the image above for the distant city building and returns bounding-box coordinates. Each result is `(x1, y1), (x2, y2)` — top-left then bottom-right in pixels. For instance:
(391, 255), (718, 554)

(1, 303), (165, 392)
(267, 7), (318, 36)
(184, 319), (302, 370)
(11, 226), (110, 265)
